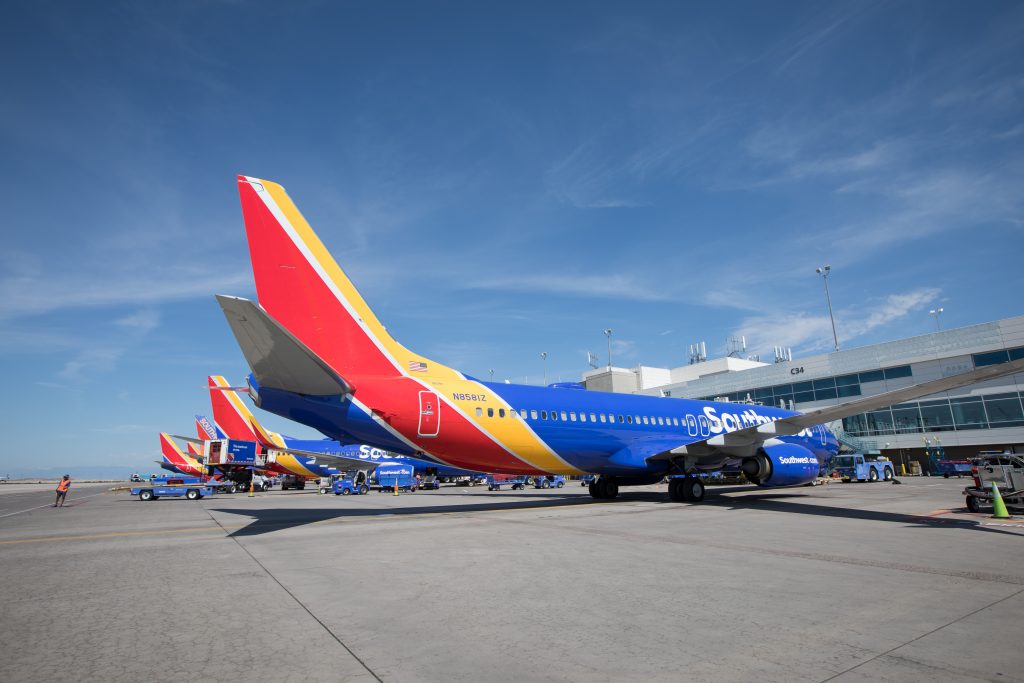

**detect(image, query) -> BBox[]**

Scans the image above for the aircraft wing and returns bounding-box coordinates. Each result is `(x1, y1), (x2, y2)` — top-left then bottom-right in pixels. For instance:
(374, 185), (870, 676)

(216, 295), (354, 397)
(652, 357), (1024, 461)
(269, 447), (380, 472)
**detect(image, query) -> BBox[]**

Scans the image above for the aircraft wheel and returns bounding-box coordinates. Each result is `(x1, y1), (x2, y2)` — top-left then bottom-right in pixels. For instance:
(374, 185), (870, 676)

(603, 480), (619, 499)
(682, 477), (705, 503)
(587, 482), (599, 499)
(186, 489), (200, 500)
(668, 479), (684, 502)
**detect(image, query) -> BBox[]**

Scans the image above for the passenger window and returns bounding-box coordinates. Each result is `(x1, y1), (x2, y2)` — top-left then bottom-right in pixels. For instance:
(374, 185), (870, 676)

(541, 410), (547, 419)
(599, 414), (606, 423)
(551, 410), (559, 421)
(487, 408), (494, 417)
(475, 407), (482, 417)
(570, 412), (577, 421)
(560, 411), (568, 421)
(531, 410), (539, 420)
(642, 416), (649, 425)
(626, 416), (633, 424)
(657, 417), (664, 425)
(499, 409), (505, 418)
(634, 416), (641, 424)
(520, 409), (528, 419)
(672, 417), (679, 426)
(590, 413), (597, 422)
(617, 415), (624, 423)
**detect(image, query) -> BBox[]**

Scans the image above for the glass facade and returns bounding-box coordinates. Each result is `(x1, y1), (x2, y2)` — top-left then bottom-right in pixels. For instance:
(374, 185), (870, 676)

(699, 364), (915, 405)
(842, 392), (1024, 436)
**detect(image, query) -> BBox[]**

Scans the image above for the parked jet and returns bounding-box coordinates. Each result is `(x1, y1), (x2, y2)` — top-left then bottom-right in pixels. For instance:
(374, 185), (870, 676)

(158, 432), (207, 478)
(207, 375), (485, 481)
(218, 175), (1024, 502)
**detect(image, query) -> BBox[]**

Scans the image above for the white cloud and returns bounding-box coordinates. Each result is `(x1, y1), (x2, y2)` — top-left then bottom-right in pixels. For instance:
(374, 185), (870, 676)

(0, 269), (250, 320)
(474, 273), (669, 301)
(735, 287), (940, 355)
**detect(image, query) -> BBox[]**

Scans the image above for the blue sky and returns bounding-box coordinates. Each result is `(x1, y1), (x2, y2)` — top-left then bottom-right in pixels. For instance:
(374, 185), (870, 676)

(1, 1), (1021, 476)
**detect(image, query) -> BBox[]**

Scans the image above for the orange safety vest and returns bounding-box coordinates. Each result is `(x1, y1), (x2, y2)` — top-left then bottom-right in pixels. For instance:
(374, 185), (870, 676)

(57, 479), (71, 493)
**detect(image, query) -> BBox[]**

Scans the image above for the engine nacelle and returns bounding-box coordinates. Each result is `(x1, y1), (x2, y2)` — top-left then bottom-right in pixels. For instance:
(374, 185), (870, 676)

(741, 443), (820, 487)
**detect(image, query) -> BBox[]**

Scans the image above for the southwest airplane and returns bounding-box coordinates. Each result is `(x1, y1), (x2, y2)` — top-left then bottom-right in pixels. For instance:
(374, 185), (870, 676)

(208, 375), (486, 482)
(218, 175), (1024, 502)
(158, 432), (207, 477)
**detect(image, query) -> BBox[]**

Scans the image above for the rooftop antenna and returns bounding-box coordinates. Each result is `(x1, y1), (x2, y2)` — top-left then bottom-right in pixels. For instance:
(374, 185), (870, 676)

(773, 346), (793, 364)
(586, 351), (599, 370)
(688, 341), (707, 365)
(727, 336), (747, 358)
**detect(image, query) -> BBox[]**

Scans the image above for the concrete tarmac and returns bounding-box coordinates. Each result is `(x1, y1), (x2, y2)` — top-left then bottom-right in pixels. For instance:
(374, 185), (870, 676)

(0, 478), (1021, 682)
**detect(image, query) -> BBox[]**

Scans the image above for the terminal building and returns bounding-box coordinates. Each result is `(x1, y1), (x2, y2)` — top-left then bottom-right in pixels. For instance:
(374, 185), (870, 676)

(582, 315), (1024, 467)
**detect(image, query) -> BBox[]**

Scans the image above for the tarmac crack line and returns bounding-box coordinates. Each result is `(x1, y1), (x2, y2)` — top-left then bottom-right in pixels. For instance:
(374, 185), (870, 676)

(816, 587), (1024, 682)
(199, 505), (384, 683)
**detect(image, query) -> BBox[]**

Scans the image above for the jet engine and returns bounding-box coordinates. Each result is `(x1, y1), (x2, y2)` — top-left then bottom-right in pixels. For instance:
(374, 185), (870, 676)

(741, 443), (820, 487)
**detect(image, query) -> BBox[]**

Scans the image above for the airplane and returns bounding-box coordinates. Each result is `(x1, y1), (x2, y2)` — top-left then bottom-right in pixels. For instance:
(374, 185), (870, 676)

(217, 175), (1024, 502)
(207, 375), (487, 483)
(158, 432), (208, 478)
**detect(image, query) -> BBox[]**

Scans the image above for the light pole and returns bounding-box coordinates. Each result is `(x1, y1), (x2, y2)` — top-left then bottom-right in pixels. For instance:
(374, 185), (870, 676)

(540, 352), (547, 386)
(929, 307), (944, 332)
(815, 265), (839, 352)
(603, 329), (613, 368)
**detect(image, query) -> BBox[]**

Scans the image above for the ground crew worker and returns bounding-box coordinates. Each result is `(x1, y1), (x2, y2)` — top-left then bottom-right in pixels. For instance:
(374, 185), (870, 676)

(54, 474), (71, 507)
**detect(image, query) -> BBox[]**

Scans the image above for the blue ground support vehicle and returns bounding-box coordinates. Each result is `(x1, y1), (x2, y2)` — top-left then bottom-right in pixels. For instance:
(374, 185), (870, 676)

(130, 477), (215, 501)
(333, 477), (371, 495)
(533, 475), (566, 489)
(831, 454), (895, 482)
(375, 463), (418, 492)
(486, 474), (528, 490)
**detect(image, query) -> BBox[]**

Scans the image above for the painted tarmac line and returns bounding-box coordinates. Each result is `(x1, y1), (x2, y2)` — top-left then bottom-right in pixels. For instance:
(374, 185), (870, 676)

(0, 490), (109, 519)
(0, 523), (244, 545)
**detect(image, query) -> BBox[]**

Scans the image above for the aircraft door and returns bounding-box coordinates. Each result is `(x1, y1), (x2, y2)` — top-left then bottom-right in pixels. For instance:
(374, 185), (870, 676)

(418, 391), (440, 437)
(686, 414), (698, 437)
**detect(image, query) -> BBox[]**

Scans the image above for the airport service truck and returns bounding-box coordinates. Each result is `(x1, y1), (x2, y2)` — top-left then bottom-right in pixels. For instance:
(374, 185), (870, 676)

(130, 477), (215, 501)
(375, 463), (418, 492)
(831, 454), (895, 482)
(532, 475), (566, 489)
(963, 453), (1024, 512)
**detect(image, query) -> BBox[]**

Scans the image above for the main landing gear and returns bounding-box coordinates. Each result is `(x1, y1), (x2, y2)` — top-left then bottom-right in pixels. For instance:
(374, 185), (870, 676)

(588, 477), (619, 500)
(668, 476), (705, 503)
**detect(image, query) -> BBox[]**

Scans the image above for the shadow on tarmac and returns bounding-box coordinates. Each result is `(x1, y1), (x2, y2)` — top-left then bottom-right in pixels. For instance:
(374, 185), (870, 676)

(210, 485), (1021, 538)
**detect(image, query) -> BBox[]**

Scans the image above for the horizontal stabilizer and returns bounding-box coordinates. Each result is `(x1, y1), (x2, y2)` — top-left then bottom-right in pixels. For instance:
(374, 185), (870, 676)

(216, 295), (354, 397)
